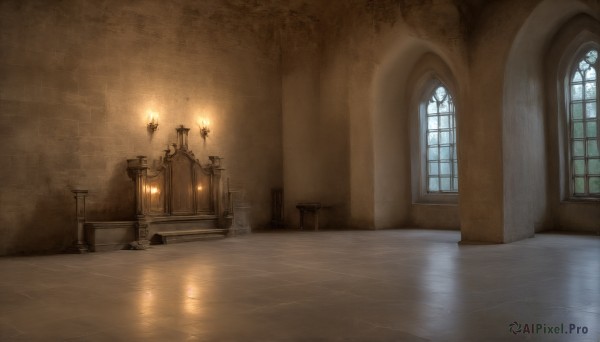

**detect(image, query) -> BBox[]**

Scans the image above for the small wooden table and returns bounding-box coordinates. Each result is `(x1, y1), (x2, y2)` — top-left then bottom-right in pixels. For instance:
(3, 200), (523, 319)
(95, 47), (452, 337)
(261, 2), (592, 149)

(296, 203), (322, 231)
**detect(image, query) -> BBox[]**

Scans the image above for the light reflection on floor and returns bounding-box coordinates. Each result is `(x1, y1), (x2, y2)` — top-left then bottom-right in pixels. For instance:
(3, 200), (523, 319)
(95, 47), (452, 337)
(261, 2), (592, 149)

(0, 230), (598, 341)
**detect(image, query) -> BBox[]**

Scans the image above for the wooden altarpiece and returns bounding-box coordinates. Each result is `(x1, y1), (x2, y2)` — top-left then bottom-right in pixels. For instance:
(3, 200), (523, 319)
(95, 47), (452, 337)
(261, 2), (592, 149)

(85, 126), (231, 251)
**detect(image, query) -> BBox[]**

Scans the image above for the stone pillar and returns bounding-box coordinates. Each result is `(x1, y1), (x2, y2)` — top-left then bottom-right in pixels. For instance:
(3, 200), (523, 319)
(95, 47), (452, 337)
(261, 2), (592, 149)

(70, 190), (88, 253)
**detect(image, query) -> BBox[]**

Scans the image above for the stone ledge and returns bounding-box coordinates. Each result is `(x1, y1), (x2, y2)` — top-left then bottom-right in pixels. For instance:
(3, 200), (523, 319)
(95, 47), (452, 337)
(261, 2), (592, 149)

(157, 229), (228, 244)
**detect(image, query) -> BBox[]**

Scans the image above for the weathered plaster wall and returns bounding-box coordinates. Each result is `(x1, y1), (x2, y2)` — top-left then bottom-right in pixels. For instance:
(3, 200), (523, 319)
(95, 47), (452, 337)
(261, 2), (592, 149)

(281, 11), (324, 227)
(0, 0), (285, 254)
(502, 0), (591, 241)
(315, 1), (467, 230)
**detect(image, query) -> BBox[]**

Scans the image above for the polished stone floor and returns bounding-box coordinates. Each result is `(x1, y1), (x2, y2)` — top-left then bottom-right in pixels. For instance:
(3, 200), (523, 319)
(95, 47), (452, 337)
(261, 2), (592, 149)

(0, 229), (598, 341)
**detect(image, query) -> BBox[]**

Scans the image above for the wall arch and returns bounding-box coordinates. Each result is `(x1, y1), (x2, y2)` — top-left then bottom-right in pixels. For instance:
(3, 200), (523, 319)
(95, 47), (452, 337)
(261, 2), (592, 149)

(372, 37), (463, 229)
(503, 0), (596, 240)
(545, 14), (600, 232)
(407, 53), (461, 203)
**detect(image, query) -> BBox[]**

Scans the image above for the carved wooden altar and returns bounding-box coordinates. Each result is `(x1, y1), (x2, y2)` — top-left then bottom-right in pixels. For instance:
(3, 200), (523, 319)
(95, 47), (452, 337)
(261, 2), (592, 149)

(85, 125), (231, 251)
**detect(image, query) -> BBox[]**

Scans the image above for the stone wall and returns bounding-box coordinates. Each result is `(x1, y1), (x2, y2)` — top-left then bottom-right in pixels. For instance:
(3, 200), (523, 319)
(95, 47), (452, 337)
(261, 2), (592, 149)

(0, 0), (288, 254)
(1, 0), (598, 254)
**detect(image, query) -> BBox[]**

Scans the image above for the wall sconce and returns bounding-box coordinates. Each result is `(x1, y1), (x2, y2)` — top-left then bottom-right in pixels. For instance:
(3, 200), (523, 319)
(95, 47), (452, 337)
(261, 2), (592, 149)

(199, 119), (210, 140)
(147, 110), (159, 132)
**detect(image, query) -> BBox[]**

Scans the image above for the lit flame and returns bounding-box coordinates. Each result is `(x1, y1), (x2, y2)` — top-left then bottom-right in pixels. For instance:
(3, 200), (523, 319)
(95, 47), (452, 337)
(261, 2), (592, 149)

(148, 110), (159, 124)
(197, 186), (203, 191)
(146, 185), (160, 195)
(197, 117), (209, 128)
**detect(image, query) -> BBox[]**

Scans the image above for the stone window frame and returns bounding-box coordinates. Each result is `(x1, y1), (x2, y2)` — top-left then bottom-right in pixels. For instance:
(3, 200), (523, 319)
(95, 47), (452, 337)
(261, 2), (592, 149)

(421, 82), (459, 194)
(408, 53), (460, 205)
(566, 48), (600, 198)
(547, 16), (600, 202)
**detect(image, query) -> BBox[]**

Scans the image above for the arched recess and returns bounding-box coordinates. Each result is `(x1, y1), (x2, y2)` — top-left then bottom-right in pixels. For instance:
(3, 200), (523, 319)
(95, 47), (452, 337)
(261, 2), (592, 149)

(372, 38), (463, 229)
(503, 0), (596, 241)
(545, 14), (600, 233)
(408, 53), (462, 229)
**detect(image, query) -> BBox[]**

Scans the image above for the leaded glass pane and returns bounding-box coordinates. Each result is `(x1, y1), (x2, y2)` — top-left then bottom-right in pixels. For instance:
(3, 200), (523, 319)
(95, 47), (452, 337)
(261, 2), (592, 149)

(586, 50), (598, 64)
(429, 178), (439, 192)
(590, 177), (600, 193)
(428, 117), (438, 129)
(572, 103), (583, 119)
(573, 71), (583, 82)
(427, 132), (438, 145)
(572, 84), (583, 100)
(435, 87), (446, 101)
(573, 122), (584, 138)
(574, 177), (585, 194)
(440, 147), (450, 160)
(429, 162), (439, 175)
(586, 122), (597, 137)
(453, 178), (458, 189)
(440, 115), (449, 129)
(440, 132), (450, 144)
(573, 141), (585, 156)
(440, 178), (451, 191)
(589, 159), (600, 174)
(427, 101), (437, 113)
(439, 100), (450, 113)
(588, 140), (599, 156)
(579, 60), (590, 71)
(586, 67), (596, 80)
(585, 82), (596, 99)
(453, 162), (458, 175)
(586, 102), (596, 118)
(428, 147), (438, 160)
(440, 162), (451, 175)
(574, 160), (585, 175)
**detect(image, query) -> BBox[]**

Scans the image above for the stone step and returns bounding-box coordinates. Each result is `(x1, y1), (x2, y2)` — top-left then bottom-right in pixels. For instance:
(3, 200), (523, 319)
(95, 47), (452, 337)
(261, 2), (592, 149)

(157, 229), (228, 244)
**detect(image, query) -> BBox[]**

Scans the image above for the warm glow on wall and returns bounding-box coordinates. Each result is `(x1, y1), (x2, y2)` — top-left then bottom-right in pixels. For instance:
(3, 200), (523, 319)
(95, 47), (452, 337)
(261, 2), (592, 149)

(147, 110), (159, 132)
(197, 117), (210, 140)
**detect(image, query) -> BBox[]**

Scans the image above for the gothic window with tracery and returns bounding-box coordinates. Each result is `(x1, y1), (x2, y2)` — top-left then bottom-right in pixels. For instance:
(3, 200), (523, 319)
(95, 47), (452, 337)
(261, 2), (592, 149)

(425, 84), (458, 193)
(569, 49), (599, 196)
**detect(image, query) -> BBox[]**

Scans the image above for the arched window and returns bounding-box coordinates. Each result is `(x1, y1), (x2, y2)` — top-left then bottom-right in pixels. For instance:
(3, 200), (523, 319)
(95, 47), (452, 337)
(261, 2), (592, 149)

(568, 49), (599, 197)
(424, 84), (458, 193)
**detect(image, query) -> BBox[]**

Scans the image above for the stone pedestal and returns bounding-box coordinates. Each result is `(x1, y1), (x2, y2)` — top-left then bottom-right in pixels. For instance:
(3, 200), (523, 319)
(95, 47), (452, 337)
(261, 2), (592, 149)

(230, 202), (252, 236)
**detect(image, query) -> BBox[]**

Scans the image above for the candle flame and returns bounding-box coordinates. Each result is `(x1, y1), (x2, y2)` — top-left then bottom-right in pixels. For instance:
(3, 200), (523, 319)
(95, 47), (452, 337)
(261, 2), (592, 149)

(148, 110), (159, 124)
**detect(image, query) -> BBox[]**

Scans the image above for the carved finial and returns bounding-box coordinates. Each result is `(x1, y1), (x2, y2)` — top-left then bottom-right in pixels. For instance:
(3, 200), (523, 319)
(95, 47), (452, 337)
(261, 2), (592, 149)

(175, 125), (190, 150)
